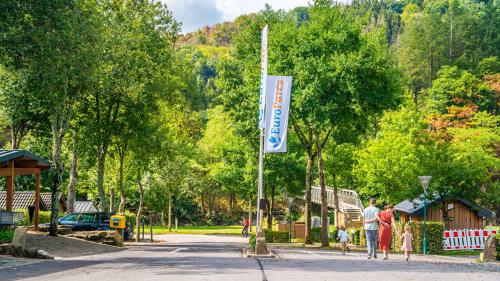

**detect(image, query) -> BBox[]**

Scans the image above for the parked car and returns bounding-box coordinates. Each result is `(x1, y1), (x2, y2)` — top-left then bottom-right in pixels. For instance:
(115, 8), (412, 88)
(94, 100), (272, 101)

(57, 212), (133, 240)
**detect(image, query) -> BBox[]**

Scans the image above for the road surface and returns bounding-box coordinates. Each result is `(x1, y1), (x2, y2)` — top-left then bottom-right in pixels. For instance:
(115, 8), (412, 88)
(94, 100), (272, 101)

(1, 234), (498, 281)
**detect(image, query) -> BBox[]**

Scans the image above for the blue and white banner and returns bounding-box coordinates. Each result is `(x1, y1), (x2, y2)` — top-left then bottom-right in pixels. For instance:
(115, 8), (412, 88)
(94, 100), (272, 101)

(264, 76), (292, 153)
(258, 25), (268, 129)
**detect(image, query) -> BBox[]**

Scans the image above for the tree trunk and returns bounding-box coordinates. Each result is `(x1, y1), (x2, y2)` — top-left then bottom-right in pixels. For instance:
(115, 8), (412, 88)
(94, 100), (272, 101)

(304, 152), (314, 244)
(66, 134), (77, 214)
(97, 144), (108, 211)
(315, 131), (329, 247)
(496, 205), (500, 225)
(135, 172), (144, 243)
(248, 196), (253, 233)
(161, 210), (165, 226)
(49, 118), (65, 237)
(439, 195), (450, 229)
(118, 146), (127, 213)
(229, 193), (234, 217)
(109, 188), (115, 213)
(200, 194), (205, 217)
(267, 185), (275, 229)
(168, 189), (173, 231)
(333, 186), (339, 227)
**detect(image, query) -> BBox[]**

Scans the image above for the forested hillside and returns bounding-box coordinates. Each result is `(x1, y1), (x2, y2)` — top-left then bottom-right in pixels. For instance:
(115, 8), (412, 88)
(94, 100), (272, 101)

(0, 0), (498, 236)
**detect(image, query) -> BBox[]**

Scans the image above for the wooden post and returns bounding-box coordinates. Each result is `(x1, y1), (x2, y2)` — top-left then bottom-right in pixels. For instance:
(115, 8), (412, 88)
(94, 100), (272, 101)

(35, 173), (41, 231)
(6, 160), (14, 212)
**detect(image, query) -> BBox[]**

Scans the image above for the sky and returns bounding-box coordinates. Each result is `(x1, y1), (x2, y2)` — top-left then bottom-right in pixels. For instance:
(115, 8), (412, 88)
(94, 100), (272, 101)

(161, 0), (311, 33)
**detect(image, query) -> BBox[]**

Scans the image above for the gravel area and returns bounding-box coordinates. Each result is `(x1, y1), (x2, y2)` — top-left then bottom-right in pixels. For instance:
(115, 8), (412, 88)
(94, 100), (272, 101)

(25, 232), (124, 258)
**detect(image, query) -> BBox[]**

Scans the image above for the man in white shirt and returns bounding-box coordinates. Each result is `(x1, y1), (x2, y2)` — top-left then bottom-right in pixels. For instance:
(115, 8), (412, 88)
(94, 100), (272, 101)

(363, 198), (387, 259)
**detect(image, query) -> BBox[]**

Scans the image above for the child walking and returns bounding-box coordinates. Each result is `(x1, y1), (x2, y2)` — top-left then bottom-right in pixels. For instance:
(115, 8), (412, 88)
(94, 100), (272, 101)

(401, 224), (413, 262)
(337, 225), (349, 255)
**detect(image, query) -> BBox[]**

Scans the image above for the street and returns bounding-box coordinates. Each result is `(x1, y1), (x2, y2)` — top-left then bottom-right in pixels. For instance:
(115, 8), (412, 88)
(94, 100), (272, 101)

(1, 235), (499, 281)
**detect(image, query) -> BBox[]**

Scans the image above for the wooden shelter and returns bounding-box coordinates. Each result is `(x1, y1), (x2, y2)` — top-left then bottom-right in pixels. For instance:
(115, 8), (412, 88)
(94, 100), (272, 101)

(395, 197), (493, 229)
(0, 149), (50, 230)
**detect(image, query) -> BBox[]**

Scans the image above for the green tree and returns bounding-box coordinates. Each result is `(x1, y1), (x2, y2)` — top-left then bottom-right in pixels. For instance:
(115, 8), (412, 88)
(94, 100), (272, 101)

(271, 2), (400, 245)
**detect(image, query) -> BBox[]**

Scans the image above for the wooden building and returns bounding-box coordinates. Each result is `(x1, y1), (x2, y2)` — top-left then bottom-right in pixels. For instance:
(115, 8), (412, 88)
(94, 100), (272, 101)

(0, 191), (65, 212)
(0, 149), (50, 230)
(395, 197), (493, 229)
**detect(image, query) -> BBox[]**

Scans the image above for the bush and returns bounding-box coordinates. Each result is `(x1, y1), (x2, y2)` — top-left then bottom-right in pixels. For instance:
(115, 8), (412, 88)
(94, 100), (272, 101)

(264, 229), (290, 243)
(311, 227), (321, 243)
(0, 227), (14, 243)
(15, 209), (61, 226)
(408, 221), (445, 255)
(348, 227), (362, 245)
(248, 234), (256, 251)
(496, 233), (500, 261)
(124, 210), (136, 230)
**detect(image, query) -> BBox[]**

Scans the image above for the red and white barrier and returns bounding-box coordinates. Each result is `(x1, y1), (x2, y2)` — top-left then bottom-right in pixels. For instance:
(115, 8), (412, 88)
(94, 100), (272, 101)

(443, 229), (498, 251)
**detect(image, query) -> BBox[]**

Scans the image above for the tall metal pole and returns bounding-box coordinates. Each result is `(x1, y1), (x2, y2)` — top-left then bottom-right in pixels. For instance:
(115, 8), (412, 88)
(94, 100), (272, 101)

(257, 128), (265, 232)
(419, 176), (431, 256)
(423, 187), (427, 255)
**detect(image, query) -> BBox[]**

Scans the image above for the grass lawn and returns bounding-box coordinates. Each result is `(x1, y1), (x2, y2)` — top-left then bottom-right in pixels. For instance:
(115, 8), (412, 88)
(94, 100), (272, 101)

(439, 250), (482, 256)
(142, 225), (253, 235)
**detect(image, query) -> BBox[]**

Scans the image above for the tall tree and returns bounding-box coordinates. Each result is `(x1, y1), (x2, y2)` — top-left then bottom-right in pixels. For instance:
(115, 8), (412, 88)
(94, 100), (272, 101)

(271, 1), (401, 246)
(87, 0), (179, 211)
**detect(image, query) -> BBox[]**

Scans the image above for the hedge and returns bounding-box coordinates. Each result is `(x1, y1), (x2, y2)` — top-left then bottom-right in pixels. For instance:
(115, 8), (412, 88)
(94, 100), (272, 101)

(247, 230), (291, 251)
(407, 221), (445, 255)
(264, 229), (290, 243)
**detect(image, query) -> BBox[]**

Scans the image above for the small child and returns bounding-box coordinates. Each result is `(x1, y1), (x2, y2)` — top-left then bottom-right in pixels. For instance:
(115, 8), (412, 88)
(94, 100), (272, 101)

(401, 223), (413, 262)
(337, 225), (349, 255)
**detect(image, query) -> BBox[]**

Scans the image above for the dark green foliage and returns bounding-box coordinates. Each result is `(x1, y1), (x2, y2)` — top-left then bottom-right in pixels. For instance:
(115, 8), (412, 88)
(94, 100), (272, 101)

(311, 227), (321, 243)
(264, 229), (290, 243)
(348, 227), (362, 245)
(0, 227), (14, 243)
(248, 234), (256, 251)
(496, 233), (500, 261)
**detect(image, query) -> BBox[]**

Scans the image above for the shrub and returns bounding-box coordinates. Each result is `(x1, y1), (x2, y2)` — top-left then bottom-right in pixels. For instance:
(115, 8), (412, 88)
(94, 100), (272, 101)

(496, 233), (500, 261)
(348, 227), (361, 245)
(0, 227), (14, 243)
(264, 229), (290, 243)
(408, 221), (445, 255)
(311, 227), (321, 243)
(15, 209), (61, 226)
(248, 234), (256, 251)
(124, 210), (136, 230)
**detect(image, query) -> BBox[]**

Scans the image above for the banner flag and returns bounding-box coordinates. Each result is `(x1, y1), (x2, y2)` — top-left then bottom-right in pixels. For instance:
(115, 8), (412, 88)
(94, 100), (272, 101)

(258, 25), (268, 129)
(264, 76), (292, 153)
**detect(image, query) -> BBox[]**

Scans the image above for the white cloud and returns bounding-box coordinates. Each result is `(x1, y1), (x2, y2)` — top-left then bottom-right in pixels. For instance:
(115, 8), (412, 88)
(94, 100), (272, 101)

(161, 0), (311, 33)
(162, 0), (224, 33)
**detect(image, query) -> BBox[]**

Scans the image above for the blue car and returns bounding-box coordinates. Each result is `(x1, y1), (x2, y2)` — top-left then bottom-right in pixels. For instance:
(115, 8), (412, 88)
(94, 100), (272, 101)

(58, 212), (133, 240)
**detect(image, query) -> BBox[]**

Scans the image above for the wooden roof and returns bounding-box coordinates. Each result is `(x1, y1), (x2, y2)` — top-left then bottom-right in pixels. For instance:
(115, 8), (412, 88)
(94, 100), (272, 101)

(0, 191), (53, 211)
(0, 150), (50, 169)
(394, 196), (493, 218)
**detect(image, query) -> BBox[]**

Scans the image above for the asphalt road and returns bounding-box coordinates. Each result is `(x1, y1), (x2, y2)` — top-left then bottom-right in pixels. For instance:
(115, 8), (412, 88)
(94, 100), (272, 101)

(1, 234), (499, 281)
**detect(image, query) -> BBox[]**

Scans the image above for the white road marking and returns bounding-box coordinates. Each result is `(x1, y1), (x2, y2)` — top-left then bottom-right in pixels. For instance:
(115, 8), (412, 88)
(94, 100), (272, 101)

(170, 247), (188, 253)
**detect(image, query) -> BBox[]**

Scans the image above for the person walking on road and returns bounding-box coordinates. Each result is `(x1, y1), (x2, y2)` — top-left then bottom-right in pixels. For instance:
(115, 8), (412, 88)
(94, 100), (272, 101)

(337, 225), (349, 255)
(363, 198), (387, 259)
(379, 205), (397, 260)
(401, 223), (413, 262)
(241, 216), (249, 237)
